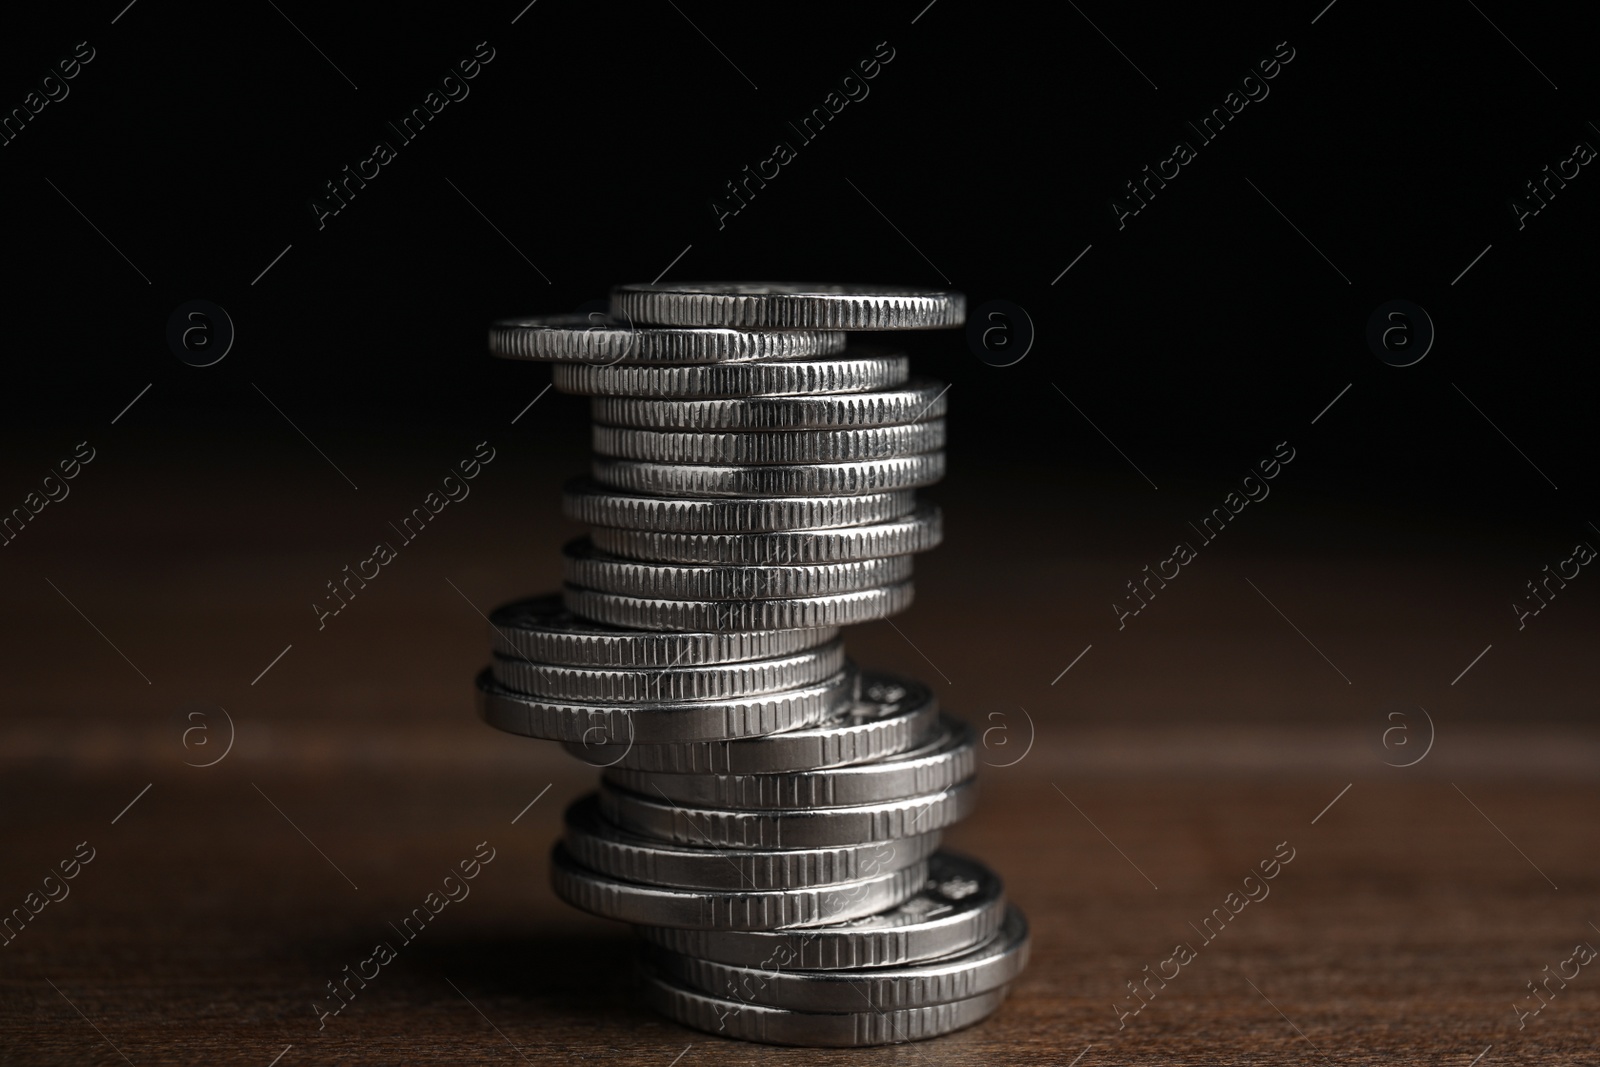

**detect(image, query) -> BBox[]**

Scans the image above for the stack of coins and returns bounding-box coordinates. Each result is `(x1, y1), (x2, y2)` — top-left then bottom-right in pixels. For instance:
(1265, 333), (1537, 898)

(476, 283), (1029, 1046)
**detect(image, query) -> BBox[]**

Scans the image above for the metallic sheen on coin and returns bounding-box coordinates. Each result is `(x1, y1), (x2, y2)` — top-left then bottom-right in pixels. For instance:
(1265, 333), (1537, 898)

(592, 421), (946, 466)
(591, 453), (945, 498)
(488, 313), (845, 363)
(550, 842), (927, 929)
(590, 378), (949, 431)
(562, 580), (915, 632)
(610, 283), (966, 331)
(649, 906), (1029, 1012)
(588, 505), (942, 565)
(598, 778), (977, 848)
(562, 794), (939, 891)
(488, 594), (836, 668)
(554, 352), (908, 397)
(637, 852), (1006, 969)
(564, 671), (940, 773)
(605, 718), (976, 809)
(489, 639), (845, 703)
(563, 479), (916, 533)
(561, 540), (914, 600)
(639, 970), (1008, 1046)
(475, 665), (855, 744)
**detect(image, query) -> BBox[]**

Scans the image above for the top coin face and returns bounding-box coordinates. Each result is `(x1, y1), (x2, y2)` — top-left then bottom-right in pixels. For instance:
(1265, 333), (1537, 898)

(611, 283), (967, 330)
(488, 313), (847, 364)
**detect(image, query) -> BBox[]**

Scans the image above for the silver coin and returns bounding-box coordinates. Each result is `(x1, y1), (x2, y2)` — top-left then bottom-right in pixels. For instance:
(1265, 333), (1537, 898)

(638, 852), (1006, 969)
(475, 665), (855, 744)
(592, 421), (946, 466)
(488, 313), (845, 363)
(592, 453), (944, 499)
(550, 842), (927, 930)
(610, 283), (966, 331)
(562, 794), (939, 891)
(564, 671), (941, 773)
(606, 718), (975, 809)
(563, 478), (916, 533)
(591, 377), (949, 431)
(651, 905), (1029, 1013)
(589, 505), (942, 565)
(562, 539), (914, 600)
(639, 969), (1009, 1046)
(598, 777), (977, 849)
(489, 639), (845, 703)
(488, 594), (836, 668)
(553, 352), (908, 397)
(563, 580), (914, 633)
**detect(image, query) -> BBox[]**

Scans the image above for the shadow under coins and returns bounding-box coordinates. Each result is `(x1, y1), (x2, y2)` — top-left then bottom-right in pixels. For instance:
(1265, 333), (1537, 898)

(401, 928), (649, 1024)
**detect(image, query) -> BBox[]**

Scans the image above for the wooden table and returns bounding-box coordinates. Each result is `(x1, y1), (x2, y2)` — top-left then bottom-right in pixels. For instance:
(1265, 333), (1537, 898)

(3, 458), (1597, 1064)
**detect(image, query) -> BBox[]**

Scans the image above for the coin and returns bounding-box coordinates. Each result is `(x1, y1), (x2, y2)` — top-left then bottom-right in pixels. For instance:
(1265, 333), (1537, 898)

(549, 842), (927, 929)
(489, 639), (845, 703)
(589, 505), (942, 565)
(562, 580), (915, 632)
(637, 852), (1006, 969)
(605, 718), (976, 809)
(554, 352), (908, 397)
(562, 539), (914, 600)
(591, 377), (949, 431)
(564, 671), (940, 773)
(562, 794), (939, 891)
(563, 479), (916, 533)
(488, 313), (846, 363)
(649, 905), (1029, 1012)
(591, 453), (945, 498)
(638, 969), (1009, 1046)
(475, 665), (855, 744)
(592, 422), (945, 467)
(488, 594), (836, 668)
(610, 283), (966, 331)
(597, 777), (977, 848)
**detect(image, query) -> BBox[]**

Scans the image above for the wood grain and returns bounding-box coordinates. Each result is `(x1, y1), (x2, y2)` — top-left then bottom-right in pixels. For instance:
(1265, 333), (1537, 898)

(2, 465), (1597, 1063)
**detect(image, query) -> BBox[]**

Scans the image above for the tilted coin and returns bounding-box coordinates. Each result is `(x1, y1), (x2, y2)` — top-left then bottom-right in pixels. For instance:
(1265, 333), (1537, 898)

(488, 313), (845, 363)
(650, 906), (1029, 1012)
(561, 794), (939, 891)
(475, 665), (855, 745)
(592, 453), (945, 499)
(639, 969), (1009, 1047)
(488, 594), (836, 668)
(563, 478), (915, 533)
(563, 580), (914, 633)
(489, 639), (845, 703)
(565, 670), (940, 773)
(597, 777), (977, 848)
(550, 842), (927, 930)
(637, 852), (1006, 969)
(561, 539), (914, 600)
(589, 505), (942, 566)
(610, 282), (966, 331)
(606, 718), (976, 809)
(592, 421), (947, 466)
(553, 352), (908, 397)
(592, 377), (949, 431)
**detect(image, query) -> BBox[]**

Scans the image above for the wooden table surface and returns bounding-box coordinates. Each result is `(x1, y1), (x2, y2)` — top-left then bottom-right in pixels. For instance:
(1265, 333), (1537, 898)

(2, 457), (1597, 1064)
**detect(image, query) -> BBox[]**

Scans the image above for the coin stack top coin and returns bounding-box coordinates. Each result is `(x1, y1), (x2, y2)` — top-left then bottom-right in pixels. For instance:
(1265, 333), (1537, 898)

(475, 282), (1027, 1046)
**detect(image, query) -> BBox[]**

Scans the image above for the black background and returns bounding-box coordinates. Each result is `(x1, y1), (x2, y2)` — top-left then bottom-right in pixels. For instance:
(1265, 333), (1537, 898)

(2, 0), (1596, 642)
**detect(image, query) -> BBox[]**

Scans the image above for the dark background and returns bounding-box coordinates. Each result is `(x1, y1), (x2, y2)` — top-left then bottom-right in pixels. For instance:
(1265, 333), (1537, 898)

(3, 3), (1599, 1064)
(4, 0), (1596, 726)
(3, 0), (1595, 495)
